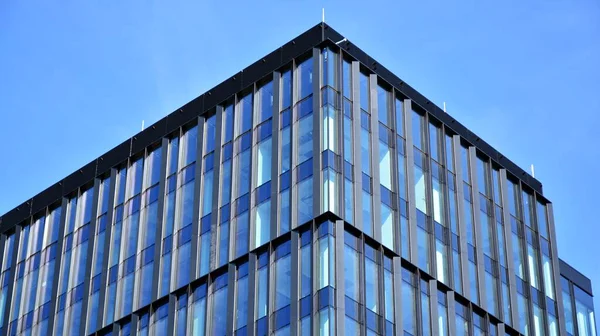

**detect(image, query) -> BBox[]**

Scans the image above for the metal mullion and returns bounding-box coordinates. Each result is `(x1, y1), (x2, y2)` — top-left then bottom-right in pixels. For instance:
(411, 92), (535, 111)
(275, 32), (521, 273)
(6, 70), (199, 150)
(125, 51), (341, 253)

(289, 59), (299, 232)
(209, 106), (223, 270)
(429, 279), (440, 336)
(151, 139), (169, 304)
(422, 111), (436, 279)
(546, 203), (567, 336)
(312, 48), (322, 219)
(334, 53), (345, 218)
(224, 263), (236, 336)
(468, 147), (487, 310)
(334, 220), (345, 336)
(403, 99), (418, 265)
(78, 177), (102, 336)
(452, 134), (472, 303)
(530, 193), (552, 336)
(516, 181), (536, 334)
(359, 232), (367, 336)
(249, 83), (259, 252)
(389, 90), (402, 256)
(246, 252), (257, 336)
(44, 196), (68, 336)
(166, 293), (176, 336)
(311, 221), (318, 336)
(1, 223), (20, 336)
(393, 256), (404, 336)
(270, 72), (281, 241)
(499, 169), (520, 328)
(350, 61), (363, 233)
(289, 230), (300, 336)
(369, 74), (382, 244)
(447, 291), (457, 336)
(0, 234), (5, 284)
(440, 124), (456, 291)
(189, 115), (205, 281)
(130, 313), (139, 336)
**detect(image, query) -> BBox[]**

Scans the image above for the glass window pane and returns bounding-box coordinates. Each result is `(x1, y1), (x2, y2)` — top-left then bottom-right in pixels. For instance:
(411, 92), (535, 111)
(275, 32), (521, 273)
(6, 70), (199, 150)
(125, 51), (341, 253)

(379, 140), (392, 190)
(281, 126), (291, 173)
(255, 200), (270, 248)
(414, 165), (428, 214)
(275, 255), (291, 311)
(256, 138), (272, 187)
(381, 204), (394, 250)
(298, 58), (313, 99)
(298, 115), (313, 164)
(297, 177), (313, 225)
(360, 73), (369, 112)
(257, 81), (273, 123)
(361, 128), (371, 175)
(344, 245), (360, 301)
(236, 93), (253, 137)
(377, 85), (389, 125)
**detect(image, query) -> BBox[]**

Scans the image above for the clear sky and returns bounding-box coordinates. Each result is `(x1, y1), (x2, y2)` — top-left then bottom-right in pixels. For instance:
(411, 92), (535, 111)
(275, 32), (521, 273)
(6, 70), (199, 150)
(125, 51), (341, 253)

(1, 0), (599, 316)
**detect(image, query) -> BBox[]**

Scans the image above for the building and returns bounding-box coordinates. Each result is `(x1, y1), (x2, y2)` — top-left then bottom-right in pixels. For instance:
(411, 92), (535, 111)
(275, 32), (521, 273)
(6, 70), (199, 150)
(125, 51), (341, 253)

(0, 22), (595, 336)
(559, 260), (597, 336)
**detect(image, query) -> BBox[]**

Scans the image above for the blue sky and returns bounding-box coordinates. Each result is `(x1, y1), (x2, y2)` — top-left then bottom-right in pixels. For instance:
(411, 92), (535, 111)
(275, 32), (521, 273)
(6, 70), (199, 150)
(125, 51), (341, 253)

(1, 0), (599, 315)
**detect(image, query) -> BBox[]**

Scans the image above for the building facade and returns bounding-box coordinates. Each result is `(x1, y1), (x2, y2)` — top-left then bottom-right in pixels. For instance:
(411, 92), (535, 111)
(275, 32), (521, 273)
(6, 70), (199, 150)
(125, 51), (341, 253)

(0, 23), (595, 336)
(560, 260), (597, 336)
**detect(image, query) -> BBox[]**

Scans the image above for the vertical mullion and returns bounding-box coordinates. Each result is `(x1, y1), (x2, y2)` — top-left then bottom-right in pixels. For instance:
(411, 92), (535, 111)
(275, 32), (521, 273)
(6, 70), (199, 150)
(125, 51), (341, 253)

(312, 48), (322, 217)
(403, 99), (418, 264)
(447, 291), (457, 336)
(517, 181), (535, 334)
(422, 112), (436, 279)
(151, 139), (169, 303)
(78, 177), (101, 336)
(389, 90), (401, 256)
(225, 263), (236, 336)
(547, 203), (567, 336)
(453, 134), (471, 303)
(350, 61), (363, 233)
(531, 193), (550, 336)
(270, 72), (281, 240)
(0, 224), (20, 336)
(468, 147), (487, 310)
(190, 115), (205, 280)
(209, 108), (223, 271)
(166, 293), (176, 336)
(334, 220), (345, 336)
(130, 313), (139, 336)
(249, 83), (258, 251)
(369, 74), (382, 243)
(429, 279), (439, 336)
(246, 253), (257, 336)
(499, 169), (519, 327)
(45, 197), (67, 335)
(289, 60), (298, 232)
(393, 257), (404, 336)
(289, 230), (300, 336)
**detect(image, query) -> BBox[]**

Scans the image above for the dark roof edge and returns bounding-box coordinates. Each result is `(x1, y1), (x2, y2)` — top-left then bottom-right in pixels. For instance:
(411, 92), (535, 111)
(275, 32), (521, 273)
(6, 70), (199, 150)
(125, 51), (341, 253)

(559, 258), (594, 296)
(0, 22), (543, 233)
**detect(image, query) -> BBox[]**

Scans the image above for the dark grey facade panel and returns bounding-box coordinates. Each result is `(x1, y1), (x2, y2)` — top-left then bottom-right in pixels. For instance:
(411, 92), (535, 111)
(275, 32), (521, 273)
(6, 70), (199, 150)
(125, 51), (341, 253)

(559, 258), (594, 296)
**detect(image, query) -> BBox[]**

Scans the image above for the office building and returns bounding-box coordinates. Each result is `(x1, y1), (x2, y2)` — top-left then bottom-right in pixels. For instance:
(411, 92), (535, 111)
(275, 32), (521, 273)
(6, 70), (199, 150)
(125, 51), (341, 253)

(0, 23), (595, 336)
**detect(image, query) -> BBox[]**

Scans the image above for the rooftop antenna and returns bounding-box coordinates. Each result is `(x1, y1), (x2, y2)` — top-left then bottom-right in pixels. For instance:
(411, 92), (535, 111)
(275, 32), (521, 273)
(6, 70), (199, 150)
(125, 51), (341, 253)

(141, 120), (145, 131)
(443, 102), (447, 112)
(322, 8), (325, 23)
(530, 164), (535, 178)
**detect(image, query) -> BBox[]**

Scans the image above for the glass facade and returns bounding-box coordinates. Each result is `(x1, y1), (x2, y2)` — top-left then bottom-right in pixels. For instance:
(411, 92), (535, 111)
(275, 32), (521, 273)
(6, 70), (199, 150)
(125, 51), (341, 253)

(0, 24), (594, 336)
